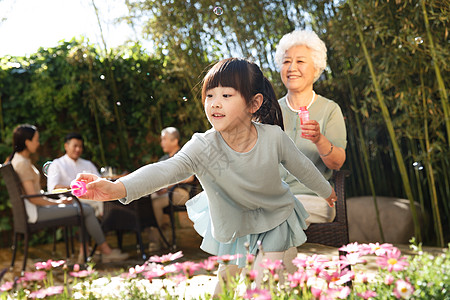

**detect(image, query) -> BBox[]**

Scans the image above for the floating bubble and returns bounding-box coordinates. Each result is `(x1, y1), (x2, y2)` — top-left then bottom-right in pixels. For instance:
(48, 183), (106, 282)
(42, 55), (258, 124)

(182, 96), (188, 102)
(213, 6), (223, 15)
(116, 101), (121, 106)
(100, 74), (105, 80)
(412, 161), (424, 171)
(414, 36), (423, 44)
(42, 161), (52, 177)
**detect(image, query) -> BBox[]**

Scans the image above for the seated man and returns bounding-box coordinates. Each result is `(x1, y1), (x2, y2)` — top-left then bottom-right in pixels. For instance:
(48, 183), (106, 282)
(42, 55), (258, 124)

(149, 127), (195, 250)
(47, 132), (103, 217)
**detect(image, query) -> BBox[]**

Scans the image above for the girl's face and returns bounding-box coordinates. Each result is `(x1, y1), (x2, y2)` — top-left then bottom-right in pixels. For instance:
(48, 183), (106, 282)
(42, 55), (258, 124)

(204, 86), (252, 133)
(280, 45), (317, 94)
(25, 131), (40, 154)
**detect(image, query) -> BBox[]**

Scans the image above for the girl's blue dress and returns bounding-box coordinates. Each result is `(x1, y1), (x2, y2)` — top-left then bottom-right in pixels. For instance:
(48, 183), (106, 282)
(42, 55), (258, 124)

(186, 191), (309, 268)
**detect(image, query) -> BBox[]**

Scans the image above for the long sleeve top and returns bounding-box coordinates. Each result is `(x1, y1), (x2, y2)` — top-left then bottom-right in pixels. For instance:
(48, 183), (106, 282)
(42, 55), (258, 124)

(119, 122), (332, 243)
(278, 95), (347, 195)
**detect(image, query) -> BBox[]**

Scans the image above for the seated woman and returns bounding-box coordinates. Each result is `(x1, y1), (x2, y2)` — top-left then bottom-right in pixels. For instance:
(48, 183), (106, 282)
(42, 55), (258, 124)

(5, 124), (128, 263)
(274, 30), (347, 225)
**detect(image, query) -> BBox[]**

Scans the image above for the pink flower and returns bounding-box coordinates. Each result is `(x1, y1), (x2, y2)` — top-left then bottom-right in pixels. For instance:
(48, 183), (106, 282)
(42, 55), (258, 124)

(29, 286), (64, 298)
(34, 259), (65, 270)
(288, 270), (307, 288)
(357, 290), (377, 299)
(339, 242), (361, 253)
(335, 286), (351, 299)
(244, 288), (271, 300)
(321, 268), (354, 286)
(247, 269), (258, 281)
(71, 180), (87, 197)
(339, 252), (367, 269)
(149, 251), (183, 264)
(311, 286), (322, 298)
(246, 253), (255, 264)
(0, 281), (14, 292)
(70, 269), (95, 278)
(73, 264), (80, 272)
(199, 257), (218, 273)
(376, 248), (409, 272)
(217, 253), (243, 264)
(22, 271), (47, 282)
(393, 279), (414, 299)
(144, 264), (168, 280)
(384, 274), (395, 285)
(292, 254), (328, 269)
(169, 273), (187, 285)
(259, 258), (284, 275)
(367, 242), (394, 256)
(176, 261), (201, 277)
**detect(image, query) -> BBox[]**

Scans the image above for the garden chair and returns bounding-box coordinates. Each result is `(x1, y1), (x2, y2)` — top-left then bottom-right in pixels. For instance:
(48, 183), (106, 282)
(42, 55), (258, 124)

(100, 196), (171, 260)
(0, 163), (87, 274)
(163, 181), (202, 250)
(304, 169), (351, 251)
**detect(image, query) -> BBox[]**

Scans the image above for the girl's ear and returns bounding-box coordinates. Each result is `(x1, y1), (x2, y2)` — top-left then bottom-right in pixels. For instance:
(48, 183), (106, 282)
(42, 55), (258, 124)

(249, 93), (263, 114)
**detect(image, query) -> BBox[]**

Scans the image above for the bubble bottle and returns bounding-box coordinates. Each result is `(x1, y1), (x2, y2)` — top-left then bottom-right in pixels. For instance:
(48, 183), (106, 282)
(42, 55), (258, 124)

(298, 106), (309, 137)
(70, 180), (87, 197)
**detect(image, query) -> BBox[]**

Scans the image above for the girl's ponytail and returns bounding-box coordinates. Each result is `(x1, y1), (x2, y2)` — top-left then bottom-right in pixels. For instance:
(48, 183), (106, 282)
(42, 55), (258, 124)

(253, 77), (284, 130)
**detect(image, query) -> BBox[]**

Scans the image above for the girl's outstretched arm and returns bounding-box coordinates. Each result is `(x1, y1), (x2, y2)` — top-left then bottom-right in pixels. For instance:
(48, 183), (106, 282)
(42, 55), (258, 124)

(75, 173), (127, 201)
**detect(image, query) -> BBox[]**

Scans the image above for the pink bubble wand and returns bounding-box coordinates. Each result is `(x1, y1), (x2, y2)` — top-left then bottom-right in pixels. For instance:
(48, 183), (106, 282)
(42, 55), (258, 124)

(70, 180), (88, 197)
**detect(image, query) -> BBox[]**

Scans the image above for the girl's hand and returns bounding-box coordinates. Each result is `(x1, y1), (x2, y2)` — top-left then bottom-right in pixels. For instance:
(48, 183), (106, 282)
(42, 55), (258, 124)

(74, 173), (126, 201)
(325, 188), (337, 207)
(300, 120), (321, 143)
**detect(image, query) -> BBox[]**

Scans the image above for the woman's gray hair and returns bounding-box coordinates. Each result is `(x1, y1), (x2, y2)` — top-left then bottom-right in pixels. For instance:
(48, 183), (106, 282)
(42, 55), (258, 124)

(274, 30), (327, 82)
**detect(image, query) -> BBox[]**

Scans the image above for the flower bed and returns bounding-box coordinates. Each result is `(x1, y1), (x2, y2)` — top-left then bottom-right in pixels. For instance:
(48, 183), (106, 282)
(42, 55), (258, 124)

(0, 241), (448, 299)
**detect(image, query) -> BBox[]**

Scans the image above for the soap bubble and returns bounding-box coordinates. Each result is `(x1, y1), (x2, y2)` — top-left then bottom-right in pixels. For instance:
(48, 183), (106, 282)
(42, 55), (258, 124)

(412, 161), (423, 171)
(182, 96), (188, 102)
(213, 6), (223, 15)
(42, 161), (52, 177)
(414, 37), (423, 44)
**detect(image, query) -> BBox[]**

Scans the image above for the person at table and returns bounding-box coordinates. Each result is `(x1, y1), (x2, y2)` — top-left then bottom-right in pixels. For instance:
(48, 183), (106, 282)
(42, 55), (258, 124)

(5, 124), (128, 263)
(274, 30), (347, 225)
(47, 132), (103, 217)
(149, 127), (195, 250)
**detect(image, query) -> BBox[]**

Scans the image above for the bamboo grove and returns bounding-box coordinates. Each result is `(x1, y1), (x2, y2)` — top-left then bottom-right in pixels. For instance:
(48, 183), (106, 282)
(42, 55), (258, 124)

(0, 0), (448, 246)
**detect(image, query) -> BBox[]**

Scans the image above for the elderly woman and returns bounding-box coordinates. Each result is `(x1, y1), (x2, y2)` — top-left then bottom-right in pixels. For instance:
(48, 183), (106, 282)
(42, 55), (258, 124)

(275, 30), (347, 225)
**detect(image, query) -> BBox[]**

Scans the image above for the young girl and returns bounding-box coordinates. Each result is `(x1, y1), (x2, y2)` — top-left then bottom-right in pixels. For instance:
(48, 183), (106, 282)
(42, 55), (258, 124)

(76, 58), (337, 292)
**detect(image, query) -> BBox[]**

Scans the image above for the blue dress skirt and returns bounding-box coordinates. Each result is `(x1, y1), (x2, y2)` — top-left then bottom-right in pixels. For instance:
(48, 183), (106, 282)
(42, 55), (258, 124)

(185, 192), (309, 268)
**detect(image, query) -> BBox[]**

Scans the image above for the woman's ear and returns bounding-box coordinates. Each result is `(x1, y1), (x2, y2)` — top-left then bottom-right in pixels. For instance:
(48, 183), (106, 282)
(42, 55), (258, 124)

(249, 93), (263, 114)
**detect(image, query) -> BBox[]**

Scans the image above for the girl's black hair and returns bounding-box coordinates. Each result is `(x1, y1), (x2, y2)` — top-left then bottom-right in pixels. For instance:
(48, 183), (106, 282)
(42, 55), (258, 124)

(202, 58), (284, 130)
(5, 124), (37, 163)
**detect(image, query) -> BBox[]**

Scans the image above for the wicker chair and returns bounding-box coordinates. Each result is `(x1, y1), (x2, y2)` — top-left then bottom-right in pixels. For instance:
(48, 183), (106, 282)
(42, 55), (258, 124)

(0, 163), (87, 273)
(100, 196), (171, 260)
(163, 182), (202, 250)
(304, 170), (351, 250)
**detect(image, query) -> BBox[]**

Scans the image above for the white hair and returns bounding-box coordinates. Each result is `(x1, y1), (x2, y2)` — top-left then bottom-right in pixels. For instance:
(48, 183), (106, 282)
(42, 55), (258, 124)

(274, 30), (327, 82)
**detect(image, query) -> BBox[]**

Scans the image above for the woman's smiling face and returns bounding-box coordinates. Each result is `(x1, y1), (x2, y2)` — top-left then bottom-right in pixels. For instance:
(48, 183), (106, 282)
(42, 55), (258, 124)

(280, 45), (317, 93)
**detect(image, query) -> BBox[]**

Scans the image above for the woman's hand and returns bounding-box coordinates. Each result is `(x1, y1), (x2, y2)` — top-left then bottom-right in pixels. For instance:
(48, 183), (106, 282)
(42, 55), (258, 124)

(325, 187), (337, 207)
(74, 173), (127, 201)
(300, 120), (321, 144)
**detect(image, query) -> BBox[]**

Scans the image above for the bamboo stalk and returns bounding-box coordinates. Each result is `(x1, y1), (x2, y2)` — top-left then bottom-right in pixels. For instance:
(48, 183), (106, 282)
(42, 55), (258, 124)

(0, 95), (4, 143)
(420, 72), (444, 247)
(91, 0), (130, 167)
(349, 1), (422, 241)
(421, 0), (449, 146)
(87, 54), (107, 167)
(345, 67), (385, 241)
